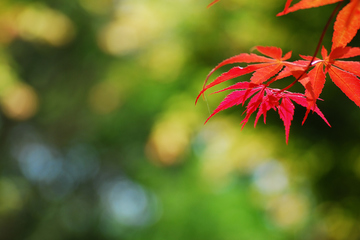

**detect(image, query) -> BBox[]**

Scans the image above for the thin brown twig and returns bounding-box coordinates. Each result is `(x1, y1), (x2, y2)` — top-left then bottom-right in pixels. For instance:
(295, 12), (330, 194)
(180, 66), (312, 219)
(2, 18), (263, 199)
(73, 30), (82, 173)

(281, 1), (344, 92)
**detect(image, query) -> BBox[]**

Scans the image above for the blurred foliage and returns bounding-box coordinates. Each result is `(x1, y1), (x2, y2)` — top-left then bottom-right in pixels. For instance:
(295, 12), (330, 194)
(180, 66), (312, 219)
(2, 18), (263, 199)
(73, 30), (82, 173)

(0, 0), (360, 239)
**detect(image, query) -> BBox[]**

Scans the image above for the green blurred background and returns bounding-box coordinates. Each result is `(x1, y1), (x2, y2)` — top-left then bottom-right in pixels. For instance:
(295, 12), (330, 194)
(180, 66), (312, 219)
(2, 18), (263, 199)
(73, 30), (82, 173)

(0, 0), (360, 239)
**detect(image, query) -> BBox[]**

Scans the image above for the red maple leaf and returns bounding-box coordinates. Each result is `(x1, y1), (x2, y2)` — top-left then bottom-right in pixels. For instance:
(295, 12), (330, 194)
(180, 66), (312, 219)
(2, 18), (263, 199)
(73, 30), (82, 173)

(196, 46), (292, 104)
(278, 0), (360, 50)
(196, 0), (360, 143)
(332, 0), (360, 50)
(197, 1), (360, 143)
(277, 0), (343, 16)
(300, 46), (360, 111)
(195, 46), (333, 143)
(205, 83), (330, 144)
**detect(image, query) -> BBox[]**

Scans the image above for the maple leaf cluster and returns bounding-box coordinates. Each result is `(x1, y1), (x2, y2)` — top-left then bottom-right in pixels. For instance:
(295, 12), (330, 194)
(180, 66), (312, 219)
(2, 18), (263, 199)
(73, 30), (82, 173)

(198, 0), (360, 143)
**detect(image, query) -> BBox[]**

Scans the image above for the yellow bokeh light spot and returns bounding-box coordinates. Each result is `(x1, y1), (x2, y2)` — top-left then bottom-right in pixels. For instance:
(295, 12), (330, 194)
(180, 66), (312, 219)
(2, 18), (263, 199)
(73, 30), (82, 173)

(141, 41), (186, 82)
(0, 83), (38, 120)
(17, 4), (75, 46)
(146, 116), (189, 166)
(0, 63), (18, 93)
(88, 82), (122, 114)
(268, 193), (309, 229)
(98, 2), (163, 55)
(0, 9), (18, 45)
(99, 23), (139, 55)
(0, 178), (23, 214)
(146, 95), (201, 166)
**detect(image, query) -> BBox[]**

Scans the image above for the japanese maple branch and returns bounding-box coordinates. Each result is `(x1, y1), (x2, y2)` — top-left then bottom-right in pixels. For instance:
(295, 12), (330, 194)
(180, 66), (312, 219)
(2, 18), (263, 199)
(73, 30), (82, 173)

(281, 1), (344, 92)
